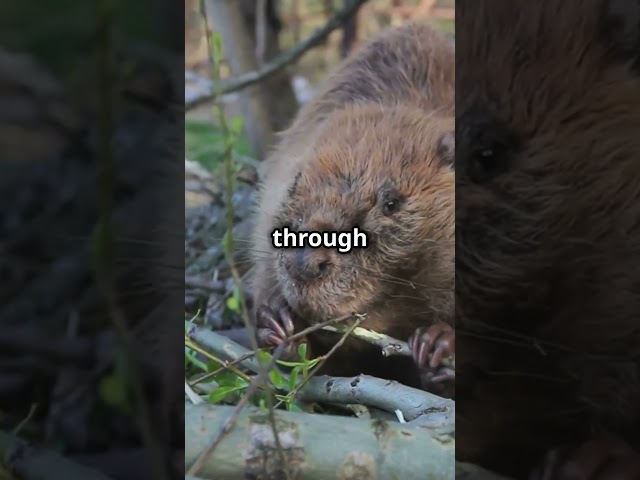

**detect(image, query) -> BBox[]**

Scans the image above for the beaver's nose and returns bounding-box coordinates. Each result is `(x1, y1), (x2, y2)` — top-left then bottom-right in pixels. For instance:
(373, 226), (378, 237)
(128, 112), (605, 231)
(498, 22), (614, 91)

(287, 247), (332, 282)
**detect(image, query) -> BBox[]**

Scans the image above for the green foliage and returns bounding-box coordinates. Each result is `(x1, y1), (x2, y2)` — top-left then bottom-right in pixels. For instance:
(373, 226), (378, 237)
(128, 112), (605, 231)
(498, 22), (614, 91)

(274, 343), (321, 412)
(185, 341), (320, 412)
(207, 373), (249, 404)
(98, 348), (132, 413)
(184, 346), (211, 373)
(185, 343), (249, 404)
(211, 31), (224, 65)
(185, 119), (250, 171)
(99, 374), (129, 410)
(225, 285), (243, 313)
(229, 116), (245, 139)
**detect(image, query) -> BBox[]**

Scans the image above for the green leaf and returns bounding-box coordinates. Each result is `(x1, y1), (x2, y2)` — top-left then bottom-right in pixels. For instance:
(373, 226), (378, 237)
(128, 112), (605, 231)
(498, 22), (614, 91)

(211, 32), (224, 64)
(222, 231), (232, 256)
(213, 370), (242, 387)
(302, 357), (321, 379)
(229, 116), (244, 137)
(297, 343), (308, 361)
(211, 104), (223, 121)
(99, 374), (128, 410)
(256, 349), (272, 366)
(235, 376), (249, 389)
(269, 368), (288, 390)
(289, 366), (302, 391)
(276, 360), (303, 367)
(287, 402), (304, 413)
(205, 359), (222, 373)
(226, 286), (243, 313)
(185, 348), (208, 371)
(226, 295), (240, 312)
(208, 385), (245, 404)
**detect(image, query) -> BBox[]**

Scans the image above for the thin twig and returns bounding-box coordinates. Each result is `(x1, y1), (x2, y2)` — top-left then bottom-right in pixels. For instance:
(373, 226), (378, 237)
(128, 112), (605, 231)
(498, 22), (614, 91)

(192, 2), (290, 476)
(93, 4), (169, 480)
(286, 312), (360, 343)
(274, 316), (365, 409)
(322, 325), (454, 369)
(184, 338), (253, 383)
(190, 350), (257, 386)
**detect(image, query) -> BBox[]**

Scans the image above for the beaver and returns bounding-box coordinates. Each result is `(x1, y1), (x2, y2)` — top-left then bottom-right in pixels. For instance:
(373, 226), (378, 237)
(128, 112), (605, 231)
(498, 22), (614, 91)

(456, 0), (640, 478)
(249, 21), (456, 391)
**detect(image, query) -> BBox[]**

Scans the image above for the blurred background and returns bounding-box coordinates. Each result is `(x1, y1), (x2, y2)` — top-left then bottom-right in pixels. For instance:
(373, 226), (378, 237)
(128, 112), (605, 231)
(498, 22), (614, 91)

(185, 0), (454, 170)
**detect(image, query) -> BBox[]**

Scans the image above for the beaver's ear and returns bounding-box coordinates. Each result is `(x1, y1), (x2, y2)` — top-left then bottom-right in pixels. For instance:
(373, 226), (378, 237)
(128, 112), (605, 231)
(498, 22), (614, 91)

(437, 131), (455, 170)
(601, 0), (640, 66)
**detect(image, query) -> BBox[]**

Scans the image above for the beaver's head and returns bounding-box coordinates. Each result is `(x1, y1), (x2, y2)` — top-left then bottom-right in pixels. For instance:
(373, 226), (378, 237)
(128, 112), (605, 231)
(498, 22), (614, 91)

(271, 104), (454, 324)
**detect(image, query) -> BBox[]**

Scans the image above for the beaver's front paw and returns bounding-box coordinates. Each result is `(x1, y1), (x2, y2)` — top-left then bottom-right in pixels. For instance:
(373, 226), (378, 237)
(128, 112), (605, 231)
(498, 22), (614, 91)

(530, 436), (640, 480)
(408, 322), (455, 384)
(256, 295), (302, 359)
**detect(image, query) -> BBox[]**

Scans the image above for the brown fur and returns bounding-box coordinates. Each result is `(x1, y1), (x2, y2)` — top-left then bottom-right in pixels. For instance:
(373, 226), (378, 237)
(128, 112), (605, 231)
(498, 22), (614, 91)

(250, 22), (455, 387)
(456, 0), (640, 476)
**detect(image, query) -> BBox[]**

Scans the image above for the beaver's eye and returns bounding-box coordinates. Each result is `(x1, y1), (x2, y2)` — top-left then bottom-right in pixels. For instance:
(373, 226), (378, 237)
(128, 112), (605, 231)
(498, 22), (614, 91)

(382, 198), (400, 216)
(472, 145), (508, 182)
(459, 104), (520, 184)
(378, 187), (403, 216)
(382, 194), (401, 217)
(377, 185), (403, 217)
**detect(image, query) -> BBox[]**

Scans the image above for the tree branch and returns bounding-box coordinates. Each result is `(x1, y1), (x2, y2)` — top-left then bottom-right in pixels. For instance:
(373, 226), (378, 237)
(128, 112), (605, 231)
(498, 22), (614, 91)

(185, 0), (369, 110)
(298, 374), (454, 429)
(322, 324), (454, 368)
(0, 431), (114, 480)
(455, 462), (515, 480)
(185, 403), (454, 479)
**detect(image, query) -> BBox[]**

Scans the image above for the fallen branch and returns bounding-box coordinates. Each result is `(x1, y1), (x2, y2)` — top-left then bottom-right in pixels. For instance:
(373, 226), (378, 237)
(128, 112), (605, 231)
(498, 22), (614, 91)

(0, 326), (95, 363)
(186, 322), (263, 374)
(185, 403), (454, 480)
(0, 431), (114, 480)
(185, 276), (225, 292)
(205, 327), (254, 350)
(455, 461), (515, 480)
(71, 448), (184, 480)
(186, 321), (453, 432)
(299, 374), (454, 431)
(185, 0), (369, 110)
(322, 325), (411, 356)
(322, 324), (454, 369)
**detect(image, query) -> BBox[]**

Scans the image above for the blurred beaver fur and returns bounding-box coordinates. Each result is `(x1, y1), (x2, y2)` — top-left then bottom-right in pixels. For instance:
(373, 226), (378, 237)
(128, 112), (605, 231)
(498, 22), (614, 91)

(456, 0), (640, 477)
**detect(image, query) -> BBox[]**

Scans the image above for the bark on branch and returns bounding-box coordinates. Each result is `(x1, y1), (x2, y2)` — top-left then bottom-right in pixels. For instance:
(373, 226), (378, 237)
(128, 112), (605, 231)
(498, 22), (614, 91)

(298, 374), (454, 431)
(185, 403), (454, 480)
(0, 431), (114, 480)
